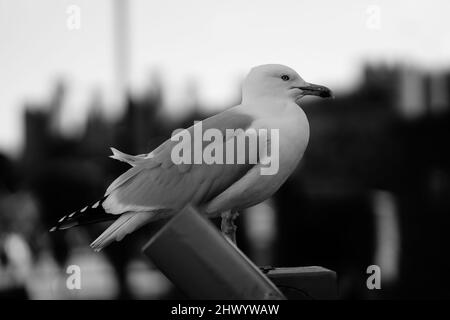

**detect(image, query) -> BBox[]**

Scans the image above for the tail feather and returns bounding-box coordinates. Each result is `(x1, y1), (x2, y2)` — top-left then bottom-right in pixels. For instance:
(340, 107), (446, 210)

(50, 197), (115, 232)
(110, 147), (147, 167)
(105, 148), (161, 196)
(90, 211), (156, 251)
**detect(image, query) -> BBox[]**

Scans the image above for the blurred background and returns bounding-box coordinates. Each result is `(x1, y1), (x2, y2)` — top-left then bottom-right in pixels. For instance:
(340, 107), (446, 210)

(1, 0), (450, 299)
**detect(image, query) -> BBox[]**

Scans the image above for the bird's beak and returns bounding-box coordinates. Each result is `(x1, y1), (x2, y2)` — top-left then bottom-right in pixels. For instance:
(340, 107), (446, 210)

(295, 82), (333, 98)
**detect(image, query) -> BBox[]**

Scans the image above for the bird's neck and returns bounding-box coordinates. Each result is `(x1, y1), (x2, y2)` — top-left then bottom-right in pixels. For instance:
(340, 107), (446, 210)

(242, 92), (286, 106)
(241, 97), (301, 119)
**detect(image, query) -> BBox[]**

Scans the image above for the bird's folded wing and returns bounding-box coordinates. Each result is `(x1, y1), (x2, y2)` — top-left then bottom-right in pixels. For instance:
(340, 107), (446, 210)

(204, 119), (278, 214)
(103, 107), (257, 215)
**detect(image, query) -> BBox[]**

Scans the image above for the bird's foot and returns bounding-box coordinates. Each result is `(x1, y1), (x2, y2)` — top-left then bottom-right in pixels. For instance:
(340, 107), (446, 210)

(221, 210), (239, 245)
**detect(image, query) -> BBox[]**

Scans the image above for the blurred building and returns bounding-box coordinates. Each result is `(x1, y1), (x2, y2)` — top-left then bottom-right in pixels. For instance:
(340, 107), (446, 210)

(273, 64), (450, 298)
(1, 63), (449, 299)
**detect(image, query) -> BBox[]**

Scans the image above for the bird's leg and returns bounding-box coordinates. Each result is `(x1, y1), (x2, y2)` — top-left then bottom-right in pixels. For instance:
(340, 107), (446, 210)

(221, 210), (239, 245)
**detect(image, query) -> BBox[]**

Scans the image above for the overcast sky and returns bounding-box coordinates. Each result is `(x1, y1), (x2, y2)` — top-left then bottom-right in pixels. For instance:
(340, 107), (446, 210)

(1, 0), (449, 156)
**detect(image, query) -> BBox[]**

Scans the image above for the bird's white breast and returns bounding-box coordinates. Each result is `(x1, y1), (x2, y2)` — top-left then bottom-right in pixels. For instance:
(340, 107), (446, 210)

(276, 102), (310, 172)
(258, 101), (309, 184)
(205, 101), (310, 213)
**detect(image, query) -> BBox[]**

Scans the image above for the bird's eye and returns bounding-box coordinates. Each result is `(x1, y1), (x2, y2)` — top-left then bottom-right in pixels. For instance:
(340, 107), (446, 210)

(281, 75), (290, 81)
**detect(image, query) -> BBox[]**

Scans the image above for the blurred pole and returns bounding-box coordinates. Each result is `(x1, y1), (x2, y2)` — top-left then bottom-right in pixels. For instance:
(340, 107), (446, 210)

(372, 190), (400, 285)
(113, 0), (130, 106)
(244, 200), (277, 266)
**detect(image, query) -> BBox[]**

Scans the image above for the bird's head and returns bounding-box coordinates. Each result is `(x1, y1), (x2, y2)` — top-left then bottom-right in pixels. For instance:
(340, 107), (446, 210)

(242, 64), (333, 105)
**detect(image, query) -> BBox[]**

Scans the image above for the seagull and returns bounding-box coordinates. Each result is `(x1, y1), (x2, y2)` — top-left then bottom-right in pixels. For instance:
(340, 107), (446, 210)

(50, 64), (332, 251)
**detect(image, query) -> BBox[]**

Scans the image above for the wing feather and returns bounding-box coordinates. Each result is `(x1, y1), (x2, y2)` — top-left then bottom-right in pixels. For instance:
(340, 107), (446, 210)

(102, 107), (256, 215)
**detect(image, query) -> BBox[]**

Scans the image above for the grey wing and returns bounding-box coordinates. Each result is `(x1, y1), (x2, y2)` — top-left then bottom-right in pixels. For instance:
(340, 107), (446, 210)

(102, 107), (257, 215)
